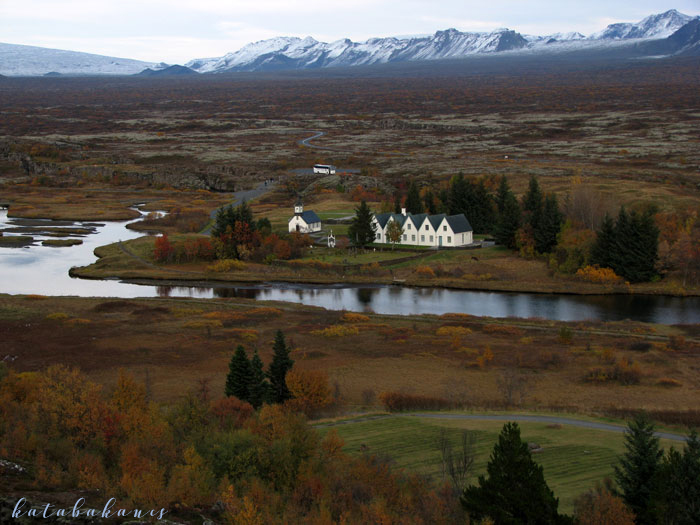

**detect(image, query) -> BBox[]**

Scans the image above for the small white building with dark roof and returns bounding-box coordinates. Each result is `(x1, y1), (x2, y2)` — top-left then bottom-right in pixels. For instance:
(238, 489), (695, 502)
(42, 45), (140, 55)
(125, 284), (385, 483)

(288, 197), (322, 233)
(372, 209), (473, 247)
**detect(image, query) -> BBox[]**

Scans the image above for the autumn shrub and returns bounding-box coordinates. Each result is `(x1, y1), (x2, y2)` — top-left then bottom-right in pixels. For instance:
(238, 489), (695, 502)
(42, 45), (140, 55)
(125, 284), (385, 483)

(656, 377), (682, 388)
(628, 341), (652, 352)
(574, 481), (635, 525)
(668, 335), (686, 351)
(206, 259), (247, 272)
(209, 397), (254, 430)
(341, 312), (370, 323)
(46, 312), (69, 321)
(311, 324), (360, 337)
(558, 326), (573, 344)
(575, 265), (624, 285)
(227, 328), (259, 342)
(414, 265), (436, 278)
(436, 326), (473, 337)
(153, 234), (174, 263)
(378, 391), (452, 412)
(285, 369), (334, 417)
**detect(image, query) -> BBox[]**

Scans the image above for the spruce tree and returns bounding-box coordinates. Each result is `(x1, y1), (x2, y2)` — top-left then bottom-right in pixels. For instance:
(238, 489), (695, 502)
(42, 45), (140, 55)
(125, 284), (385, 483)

(248, 349), (270, 409)
(652, 430), (700, 524)
(268, 330), (294, 403)
(348, 200), (377, 248)
(534, 193), (563, 254)
(614, 413), (663, 525)
(423, 189), (437, 215)
(393, 193), (402, 214)
(225, 345), (252, 401)
(590, 213), (616, 271)
(495, 192), (521, 250)
(523, 175), (544, 233)
(496, 176), (511, 216)
(405, 180), (423, 214)
(462, 422), (569, 524)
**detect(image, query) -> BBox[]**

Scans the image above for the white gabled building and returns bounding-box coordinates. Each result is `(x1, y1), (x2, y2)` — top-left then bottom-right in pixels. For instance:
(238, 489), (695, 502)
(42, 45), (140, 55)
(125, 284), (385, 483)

(288, 197), (322, 233)
(372, 209), (473, 247)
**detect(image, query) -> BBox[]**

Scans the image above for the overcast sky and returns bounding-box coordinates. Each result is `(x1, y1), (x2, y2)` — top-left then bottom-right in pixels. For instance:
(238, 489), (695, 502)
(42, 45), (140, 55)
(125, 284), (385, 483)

(2, 1), (699, 64)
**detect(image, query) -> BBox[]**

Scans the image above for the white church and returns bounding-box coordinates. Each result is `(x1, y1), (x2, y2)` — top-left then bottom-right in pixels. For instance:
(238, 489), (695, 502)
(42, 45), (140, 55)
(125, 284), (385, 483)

(288, 197), (322, 233)
(372, 209), (473, 247)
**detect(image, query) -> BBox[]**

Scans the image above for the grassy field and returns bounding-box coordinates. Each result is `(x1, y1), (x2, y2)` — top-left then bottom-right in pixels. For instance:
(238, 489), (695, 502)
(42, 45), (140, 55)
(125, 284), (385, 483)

(318, 414), (680, 515)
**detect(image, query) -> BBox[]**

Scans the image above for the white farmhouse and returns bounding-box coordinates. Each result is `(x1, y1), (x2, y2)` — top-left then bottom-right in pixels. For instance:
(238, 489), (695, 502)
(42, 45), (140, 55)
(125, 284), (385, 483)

(372, 209), (473, 247)
(288, 197), (322, 233)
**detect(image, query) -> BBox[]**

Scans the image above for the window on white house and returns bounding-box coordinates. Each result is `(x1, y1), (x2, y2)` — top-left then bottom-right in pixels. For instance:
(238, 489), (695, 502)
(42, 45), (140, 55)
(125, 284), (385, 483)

(376, 233), (381, 239)
(430, 235), (433, 242)
(425, 224), (429, 230)
(412, 235), (415, 241)
(421, 235), (425, 242)
(447, 236), (451, 243)
(443, 225), (447, 231)
(407, 223), (411, 229)
(403, 234), (407, 240)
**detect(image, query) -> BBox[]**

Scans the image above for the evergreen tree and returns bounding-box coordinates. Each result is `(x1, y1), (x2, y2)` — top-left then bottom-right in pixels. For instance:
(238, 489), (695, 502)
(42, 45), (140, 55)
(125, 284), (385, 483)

(591, 208), (659, 283)
(462, 422), (570, 524)
(614, 413), (663, 525)
(534, 193), (563, 254)
(495, 192), (521, 250)
(423, 189), (437, 215)
(590, 213), (616, 270)
(225, 345), (251, 401)
(523, 176), (544, 233)
(652, 430), (700, 524)
(394, 193), (402, 214)
(496, 176), (511, 216)
(448, 173), (468, 216)
(247, 349), (270, 409)
(268, 330), (294, 404)
(448, 174), (494, 234)
(348, 200), (377, 248)
(405, 180), (423, 214)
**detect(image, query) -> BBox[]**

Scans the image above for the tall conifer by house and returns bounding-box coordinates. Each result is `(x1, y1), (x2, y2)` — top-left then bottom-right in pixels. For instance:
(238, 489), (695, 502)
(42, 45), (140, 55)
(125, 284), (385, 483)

(462, 422), (569, 523)
(268, 330), (294, 403)
(348, 200), (377, 248)
(496, 176), (511, 216)
(614, 413), (663, 525)
(225, 345), (252, 401)
(393, 193), (402, 214)
(405, 180), (423, 214)
(495, 192), (521, 250)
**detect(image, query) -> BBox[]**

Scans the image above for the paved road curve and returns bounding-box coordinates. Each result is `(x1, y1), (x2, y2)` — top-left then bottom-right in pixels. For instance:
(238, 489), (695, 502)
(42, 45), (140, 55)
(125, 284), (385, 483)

(319, 412), (689, 442)
(201, 180), (275, 235)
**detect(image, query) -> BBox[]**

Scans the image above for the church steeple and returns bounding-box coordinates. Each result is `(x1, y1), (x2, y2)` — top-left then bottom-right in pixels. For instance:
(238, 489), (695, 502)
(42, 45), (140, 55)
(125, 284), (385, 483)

(294, 196), (303, 216)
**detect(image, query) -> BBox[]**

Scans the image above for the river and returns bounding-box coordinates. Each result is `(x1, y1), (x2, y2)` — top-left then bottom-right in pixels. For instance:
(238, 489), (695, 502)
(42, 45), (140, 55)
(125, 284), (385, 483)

(1, 208), (698, 323)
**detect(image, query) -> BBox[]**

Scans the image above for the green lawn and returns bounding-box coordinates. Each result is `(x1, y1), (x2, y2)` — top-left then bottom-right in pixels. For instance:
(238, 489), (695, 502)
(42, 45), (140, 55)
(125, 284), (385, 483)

(318, 415), (679, 515)
(295, 246), (411, 264)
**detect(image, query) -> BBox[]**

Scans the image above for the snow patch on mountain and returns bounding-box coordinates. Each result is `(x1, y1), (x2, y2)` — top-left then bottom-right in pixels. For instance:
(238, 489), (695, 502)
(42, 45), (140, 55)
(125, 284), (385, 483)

(0, 42), (161, 77)
(590, 9), (696, 40)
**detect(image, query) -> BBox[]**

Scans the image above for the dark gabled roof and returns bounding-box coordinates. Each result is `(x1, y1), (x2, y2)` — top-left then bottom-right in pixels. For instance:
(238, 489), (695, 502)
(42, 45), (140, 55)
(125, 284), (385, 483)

(374, 213), (392, 229)
(406, 213), (428, 228)
(428, 213), (447, 229)
(390, 213), (407, 226)
(300, 210), (321, 224)
(446, 214), (472, 233)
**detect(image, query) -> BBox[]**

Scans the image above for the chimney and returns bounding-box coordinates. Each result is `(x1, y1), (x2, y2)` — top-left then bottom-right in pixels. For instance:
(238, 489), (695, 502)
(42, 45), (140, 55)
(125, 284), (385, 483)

(401, 208), (407, 216)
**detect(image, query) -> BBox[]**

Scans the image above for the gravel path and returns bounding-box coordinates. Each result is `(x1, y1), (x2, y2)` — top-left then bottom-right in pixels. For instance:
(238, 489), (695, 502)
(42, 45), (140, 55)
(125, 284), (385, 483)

(319, 412), (689, 442)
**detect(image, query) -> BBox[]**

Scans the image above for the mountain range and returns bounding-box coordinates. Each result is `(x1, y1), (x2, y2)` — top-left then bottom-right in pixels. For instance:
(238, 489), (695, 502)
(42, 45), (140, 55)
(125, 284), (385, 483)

(1, 9), (698, 77)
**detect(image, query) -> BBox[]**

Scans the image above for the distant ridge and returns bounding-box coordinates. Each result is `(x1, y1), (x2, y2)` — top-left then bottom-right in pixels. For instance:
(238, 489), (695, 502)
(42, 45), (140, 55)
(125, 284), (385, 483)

(186, 9), (699, 73)
(137, 65), (198, 76)
(1, 9), (698, 76)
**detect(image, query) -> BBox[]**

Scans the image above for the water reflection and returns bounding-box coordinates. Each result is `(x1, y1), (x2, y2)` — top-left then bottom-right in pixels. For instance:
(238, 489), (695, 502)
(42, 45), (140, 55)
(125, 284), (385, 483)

(1, 208), (698, 323)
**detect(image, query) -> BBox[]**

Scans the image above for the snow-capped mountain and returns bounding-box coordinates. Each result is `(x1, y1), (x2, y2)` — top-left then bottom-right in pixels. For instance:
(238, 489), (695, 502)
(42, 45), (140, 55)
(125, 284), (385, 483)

(590, 9), (694, 40)
(0, 42), (163, 77)
(186, 9), (699, 73)
(185, 28), (529, 73)
(1, 10), (698, 76)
